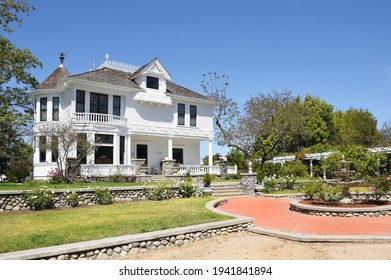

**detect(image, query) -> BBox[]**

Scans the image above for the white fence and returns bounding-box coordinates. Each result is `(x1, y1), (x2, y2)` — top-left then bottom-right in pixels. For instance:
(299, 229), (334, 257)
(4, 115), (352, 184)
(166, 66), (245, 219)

(178, 165), (237, 175)
(80, 164), (136, 177)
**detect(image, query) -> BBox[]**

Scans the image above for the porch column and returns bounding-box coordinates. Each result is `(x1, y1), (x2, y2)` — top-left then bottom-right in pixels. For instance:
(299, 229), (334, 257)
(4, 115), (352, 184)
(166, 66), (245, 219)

(208, 139), (213, 166)
(113, 134), (119, 165)
(34, 135), (40, 164)
(127, 134), (132, 165)
(168, 137), (173, 160)
(87, 132), (94, 164)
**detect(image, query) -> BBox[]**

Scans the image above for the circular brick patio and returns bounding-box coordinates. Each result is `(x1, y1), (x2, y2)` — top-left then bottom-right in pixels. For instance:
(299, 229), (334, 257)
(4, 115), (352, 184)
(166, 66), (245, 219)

(217, 197), (391, 236)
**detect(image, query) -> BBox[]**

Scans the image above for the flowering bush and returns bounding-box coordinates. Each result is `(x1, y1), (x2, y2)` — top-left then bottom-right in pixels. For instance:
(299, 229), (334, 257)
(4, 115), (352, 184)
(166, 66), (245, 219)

(147, 184), (175, 201)
(66, 191), (79, 207)
(24, 187), (54, 210)
(47, 168), (63, 184)
(299, 182), (342, 202)
(262, 176), (277, 193)
(365, 175), (391, 202)
(262, 175), (297, 193)
(179, 182), (196, 198)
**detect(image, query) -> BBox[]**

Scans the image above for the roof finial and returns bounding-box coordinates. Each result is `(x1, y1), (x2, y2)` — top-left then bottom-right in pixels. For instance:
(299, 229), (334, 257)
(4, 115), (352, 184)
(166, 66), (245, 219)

(105, 53), (109, 61)
(59, 52), (66, 67)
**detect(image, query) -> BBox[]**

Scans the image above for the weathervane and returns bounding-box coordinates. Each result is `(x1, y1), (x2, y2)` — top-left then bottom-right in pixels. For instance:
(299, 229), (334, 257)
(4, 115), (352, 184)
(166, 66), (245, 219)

(59, 52), (66, 65)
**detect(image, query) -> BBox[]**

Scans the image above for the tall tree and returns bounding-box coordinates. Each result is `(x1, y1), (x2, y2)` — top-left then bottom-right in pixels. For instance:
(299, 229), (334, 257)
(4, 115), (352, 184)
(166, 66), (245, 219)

(201, 73), (309, 170)
(248, 90), (310, 168)
(333, 108), (380, 147)
(0, 0), (41, 177)
(302, 94), (335, 147)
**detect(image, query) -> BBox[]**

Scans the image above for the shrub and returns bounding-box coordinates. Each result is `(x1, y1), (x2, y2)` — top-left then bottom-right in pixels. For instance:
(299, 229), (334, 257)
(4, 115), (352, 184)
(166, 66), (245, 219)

(179, 182), (196, 198)
(262, 176), (277, 194)
(108, 174), (124, 183)
(319, 185), (342, 202)
(47, 168), (64, 184)
(66, 191), (79, 207)
(299, 181), (342, 202)
(95, 187), (113, 205)
(282, 160), (309, 178)
(25, 187), (54, 210)
(203, 173), (212, 186)
(225, 174), (241, 180)
(298, 181), (324, 200)
(147, 185), (174, 201)
(283, 177), (296, 190)
(364, 175), (391, 202)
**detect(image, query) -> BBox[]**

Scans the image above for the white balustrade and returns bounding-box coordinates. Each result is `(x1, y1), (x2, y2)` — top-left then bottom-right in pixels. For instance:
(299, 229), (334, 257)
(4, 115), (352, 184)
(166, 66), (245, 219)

(73, 113), (127, 125)
(227, 165), (237, 174)
(80, 164), (136, 177)
(178, 165), (220, 175)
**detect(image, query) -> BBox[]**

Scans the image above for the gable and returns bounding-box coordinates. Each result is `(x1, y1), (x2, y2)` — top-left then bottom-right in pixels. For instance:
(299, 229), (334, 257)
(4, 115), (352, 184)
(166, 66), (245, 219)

(131, 58), (172, 81)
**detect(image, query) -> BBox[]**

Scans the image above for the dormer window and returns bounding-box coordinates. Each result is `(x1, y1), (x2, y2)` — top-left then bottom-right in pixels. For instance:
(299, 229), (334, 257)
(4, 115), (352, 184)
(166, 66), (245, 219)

(146, 76), (159, 90)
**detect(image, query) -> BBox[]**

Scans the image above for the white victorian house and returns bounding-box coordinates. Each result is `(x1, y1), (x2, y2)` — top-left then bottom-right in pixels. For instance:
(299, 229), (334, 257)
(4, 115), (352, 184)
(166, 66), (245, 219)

(30, 54), (221, 180)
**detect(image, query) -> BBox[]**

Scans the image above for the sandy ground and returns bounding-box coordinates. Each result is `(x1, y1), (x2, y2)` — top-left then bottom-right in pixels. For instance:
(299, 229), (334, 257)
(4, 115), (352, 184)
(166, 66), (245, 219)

(121, 231), (391, 260)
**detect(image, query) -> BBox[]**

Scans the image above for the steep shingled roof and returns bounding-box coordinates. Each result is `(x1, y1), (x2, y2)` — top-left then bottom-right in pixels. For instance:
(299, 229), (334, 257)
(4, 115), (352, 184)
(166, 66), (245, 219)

(36, 66), (71, 89)
(70, 67), (141, 89)
(166, 81), (210, 101)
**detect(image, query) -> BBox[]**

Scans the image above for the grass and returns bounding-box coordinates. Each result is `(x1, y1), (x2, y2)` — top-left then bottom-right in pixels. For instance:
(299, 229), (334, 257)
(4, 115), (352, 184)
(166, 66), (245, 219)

(0, 181), (175, 191)
(0, 179), (242, 191)
(0, 197), (230, 254)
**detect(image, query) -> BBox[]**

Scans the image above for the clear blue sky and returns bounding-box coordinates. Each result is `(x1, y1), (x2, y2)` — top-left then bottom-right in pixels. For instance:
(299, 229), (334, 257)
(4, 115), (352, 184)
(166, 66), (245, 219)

(8, 0), (391, 157)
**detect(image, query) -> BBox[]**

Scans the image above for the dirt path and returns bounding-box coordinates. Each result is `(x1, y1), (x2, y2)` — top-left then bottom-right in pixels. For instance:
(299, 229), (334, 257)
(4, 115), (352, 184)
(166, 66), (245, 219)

(121, 231), (391, 260)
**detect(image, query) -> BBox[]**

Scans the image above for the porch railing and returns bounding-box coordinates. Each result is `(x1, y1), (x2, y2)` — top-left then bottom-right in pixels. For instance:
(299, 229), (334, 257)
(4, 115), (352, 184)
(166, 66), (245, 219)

(227, 165), (238, 174)
(178, 165), (238, 176)
(80, 164), (136, 177)
(73, 113), (127, 125)
(178, 165), (220, 175)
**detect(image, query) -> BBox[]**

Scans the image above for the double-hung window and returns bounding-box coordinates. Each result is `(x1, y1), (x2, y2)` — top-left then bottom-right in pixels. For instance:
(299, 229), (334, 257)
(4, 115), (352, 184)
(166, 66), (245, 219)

(39, 136), (46, 162)
(178, 103), (185, 125)
(113, 95), (121, 116)
(52, 97), (59, 121)
(40, 97), (47, 121)
(76, 90), (85, 113)
(90, 92), (108, 114)
(190, 105), (197, 127)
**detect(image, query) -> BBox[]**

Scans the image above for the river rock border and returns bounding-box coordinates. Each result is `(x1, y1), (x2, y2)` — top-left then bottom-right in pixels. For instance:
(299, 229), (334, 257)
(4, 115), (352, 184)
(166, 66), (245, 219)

(0, 186), (184, 212)
(290, 199), (391, 217)
(0, 199), (254, 260)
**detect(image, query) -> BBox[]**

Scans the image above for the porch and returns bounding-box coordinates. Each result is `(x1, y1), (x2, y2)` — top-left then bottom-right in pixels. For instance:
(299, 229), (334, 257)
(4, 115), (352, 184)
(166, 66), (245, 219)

(79, 163), (238, 177)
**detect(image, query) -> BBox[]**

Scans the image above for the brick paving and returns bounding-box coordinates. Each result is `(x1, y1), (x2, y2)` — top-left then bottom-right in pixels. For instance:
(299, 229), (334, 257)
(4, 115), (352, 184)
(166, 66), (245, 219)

(217, 197), (391, 236)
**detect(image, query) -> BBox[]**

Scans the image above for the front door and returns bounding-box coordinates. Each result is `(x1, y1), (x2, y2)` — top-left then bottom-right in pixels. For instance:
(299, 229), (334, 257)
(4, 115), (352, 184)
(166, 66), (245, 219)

(136, 144), (148, 164)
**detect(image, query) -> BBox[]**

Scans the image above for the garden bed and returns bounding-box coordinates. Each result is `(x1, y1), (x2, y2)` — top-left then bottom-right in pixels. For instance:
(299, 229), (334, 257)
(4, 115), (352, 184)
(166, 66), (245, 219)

(290, 199), (391, 217)
(300, 199), (391, 208)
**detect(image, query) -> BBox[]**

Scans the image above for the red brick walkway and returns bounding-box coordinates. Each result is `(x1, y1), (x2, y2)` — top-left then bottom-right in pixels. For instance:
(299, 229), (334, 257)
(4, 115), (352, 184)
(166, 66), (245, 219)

(217, 197), (391, 236)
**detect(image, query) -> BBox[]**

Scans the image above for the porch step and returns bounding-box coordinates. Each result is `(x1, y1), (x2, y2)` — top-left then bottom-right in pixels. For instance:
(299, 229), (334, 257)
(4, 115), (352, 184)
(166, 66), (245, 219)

(210, 184), (246, 198)
(150, 175), (171, 183)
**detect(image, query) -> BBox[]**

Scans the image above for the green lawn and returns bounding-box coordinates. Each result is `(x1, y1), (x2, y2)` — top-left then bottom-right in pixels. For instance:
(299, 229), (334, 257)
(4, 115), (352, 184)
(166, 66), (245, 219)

(0, 179), (242, 191)
(0, 197), (230, 254)
(0, 181), (173, 191)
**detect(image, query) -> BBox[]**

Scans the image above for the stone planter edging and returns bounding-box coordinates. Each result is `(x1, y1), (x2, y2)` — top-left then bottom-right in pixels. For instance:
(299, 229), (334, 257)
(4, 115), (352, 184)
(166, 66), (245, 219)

(290, 199), (391, 217)
(0, 185), (185, 212)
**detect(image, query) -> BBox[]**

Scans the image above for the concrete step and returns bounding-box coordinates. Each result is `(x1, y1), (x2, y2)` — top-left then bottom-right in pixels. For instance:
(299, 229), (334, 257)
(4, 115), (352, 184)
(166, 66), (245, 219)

(210, 184), (246, 197)
(150, 175), (170, 183)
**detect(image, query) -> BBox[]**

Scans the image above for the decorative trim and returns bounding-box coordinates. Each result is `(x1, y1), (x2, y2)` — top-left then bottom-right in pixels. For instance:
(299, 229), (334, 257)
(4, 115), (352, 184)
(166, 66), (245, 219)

(99, 59), (140, 73)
